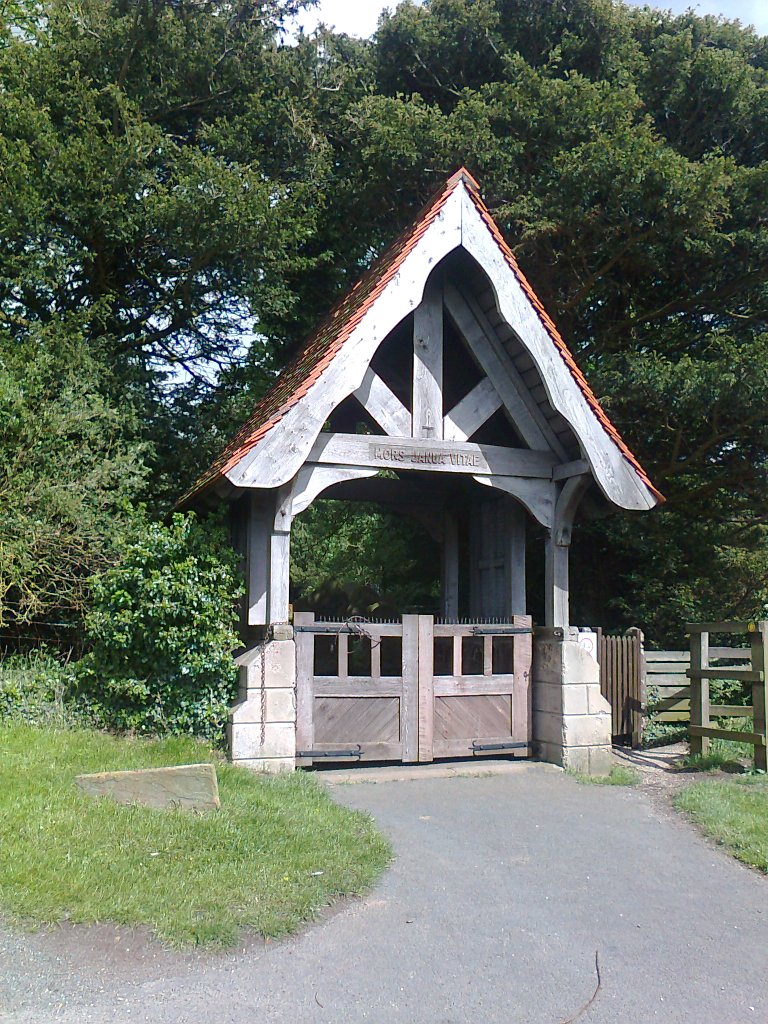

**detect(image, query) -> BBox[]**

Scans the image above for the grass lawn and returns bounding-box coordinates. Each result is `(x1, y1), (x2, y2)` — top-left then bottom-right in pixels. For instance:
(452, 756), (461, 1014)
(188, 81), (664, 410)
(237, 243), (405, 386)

(675, 778), (768, 873)
(678, 716), (756, 772)
(0, 724), (391, 947)
(568, 764), (640, 786)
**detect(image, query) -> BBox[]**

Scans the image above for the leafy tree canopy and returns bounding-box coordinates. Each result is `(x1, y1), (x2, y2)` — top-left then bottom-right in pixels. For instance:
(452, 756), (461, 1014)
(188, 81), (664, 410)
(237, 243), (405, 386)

(2, 0), (768, 646)
(0, 323), (148, 632)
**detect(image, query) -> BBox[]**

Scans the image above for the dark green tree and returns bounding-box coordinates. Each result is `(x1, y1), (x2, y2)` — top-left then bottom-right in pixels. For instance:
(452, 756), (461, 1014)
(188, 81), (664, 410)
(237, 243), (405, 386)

(0, 325), (148, 634)
(317, 0), (768, 642)
(3, 0), (768, 647)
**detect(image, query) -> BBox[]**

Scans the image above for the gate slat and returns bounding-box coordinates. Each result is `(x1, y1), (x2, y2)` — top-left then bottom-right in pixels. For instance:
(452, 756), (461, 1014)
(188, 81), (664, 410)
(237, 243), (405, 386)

(417, 615), (434, 763)
(513, 614), (532, 745)
(402, 615), (419, 763)
(598, 629), (645, 747)
(294, 611), (316, 758)
(623, 636), (629, 734)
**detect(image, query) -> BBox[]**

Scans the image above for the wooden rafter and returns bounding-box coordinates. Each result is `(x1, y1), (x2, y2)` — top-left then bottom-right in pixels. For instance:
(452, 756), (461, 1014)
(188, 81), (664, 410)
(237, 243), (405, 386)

(353, 366), (411, 438)
(413, 277), (444, 440)
(444, 283), (566, 458)
(443, 377), (503, 442)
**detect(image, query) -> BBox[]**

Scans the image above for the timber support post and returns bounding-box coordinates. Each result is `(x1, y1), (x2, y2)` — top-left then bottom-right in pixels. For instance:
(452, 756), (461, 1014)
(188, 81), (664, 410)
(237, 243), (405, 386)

(228, 483), (298, 773)
(752, 622), (768, 773)
(689, 628), (710, 758)
(544, 475), (590, 631)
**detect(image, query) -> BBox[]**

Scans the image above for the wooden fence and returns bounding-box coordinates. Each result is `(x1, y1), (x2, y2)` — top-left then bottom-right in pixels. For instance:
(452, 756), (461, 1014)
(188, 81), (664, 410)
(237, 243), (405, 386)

(646, 646), (751, 723)
(596, 628), (644, 747)
(686, 621), (768, 770)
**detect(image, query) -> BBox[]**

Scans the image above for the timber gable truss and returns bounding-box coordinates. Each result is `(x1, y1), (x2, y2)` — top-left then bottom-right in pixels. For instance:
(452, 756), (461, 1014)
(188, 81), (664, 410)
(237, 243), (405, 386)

(186, 169), (662, 630)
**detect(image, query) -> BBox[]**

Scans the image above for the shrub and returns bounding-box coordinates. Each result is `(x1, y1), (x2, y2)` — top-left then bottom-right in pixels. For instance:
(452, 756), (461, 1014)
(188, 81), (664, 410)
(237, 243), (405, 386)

(0, 649), (77, 726)
(74, 512), (243, 742)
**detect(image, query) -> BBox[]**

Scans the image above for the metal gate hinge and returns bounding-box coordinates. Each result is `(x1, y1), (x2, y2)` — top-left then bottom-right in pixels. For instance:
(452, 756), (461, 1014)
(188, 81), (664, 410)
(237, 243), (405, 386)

(470, 626), (533, 635)
(297, 746), (363, 760)
(471, 741), (529, 753)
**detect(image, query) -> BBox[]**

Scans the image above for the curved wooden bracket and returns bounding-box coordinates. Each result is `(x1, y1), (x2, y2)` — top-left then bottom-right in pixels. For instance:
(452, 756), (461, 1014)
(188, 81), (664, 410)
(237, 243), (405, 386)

(472, 474), (555, 529)
(544, 475), (591, 630)
(553, 474), (591, 547)
(290, 463), (378, 518)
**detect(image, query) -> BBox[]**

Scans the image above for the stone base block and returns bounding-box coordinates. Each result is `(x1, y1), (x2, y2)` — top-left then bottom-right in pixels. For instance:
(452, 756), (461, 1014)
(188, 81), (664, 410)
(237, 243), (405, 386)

(561, 745), (590, 773)
(233, 757), (295, 774)
(229, 637), (298, 771)
(234, 637), (296, 691)
(536, 739), (565, 768)
(229, 721), (296, 760)
(230, 687), (295, 725)
(586, 744), (614, 776)
(562, 711), (612, 748)
(532, 634), (613, 777)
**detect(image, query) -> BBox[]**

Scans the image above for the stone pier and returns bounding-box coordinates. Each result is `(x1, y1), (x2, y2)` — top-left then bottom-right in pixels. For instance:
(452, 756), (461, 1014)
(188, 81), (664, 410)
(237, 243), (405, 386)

(532, 628), (613, 775)
(227, 625), (297, 773)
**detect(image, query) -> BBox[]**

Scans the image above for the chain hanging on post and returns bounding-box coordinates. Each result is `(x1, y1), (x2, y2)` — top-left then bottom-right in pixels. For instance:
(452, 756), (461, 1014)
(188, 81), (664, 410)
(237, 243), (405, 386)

(257, 626), (272, 750)
(339, 616), (381, 649)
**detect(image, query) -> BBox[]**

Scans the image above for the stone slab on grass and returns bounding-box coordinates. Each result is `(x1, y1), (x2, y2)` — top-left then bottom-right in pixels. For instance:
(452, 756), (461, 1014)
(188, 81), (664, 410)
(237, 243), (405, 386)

(74, 763), (220, 812)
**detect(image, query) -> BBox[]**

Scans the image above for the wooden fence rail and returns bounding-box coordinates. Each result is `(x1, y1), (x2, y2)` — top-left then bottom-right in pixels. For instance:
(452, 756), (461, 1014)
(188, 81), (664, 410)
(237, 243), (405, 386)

(646, 647), (751, 723)
(685, 621), (768, 771)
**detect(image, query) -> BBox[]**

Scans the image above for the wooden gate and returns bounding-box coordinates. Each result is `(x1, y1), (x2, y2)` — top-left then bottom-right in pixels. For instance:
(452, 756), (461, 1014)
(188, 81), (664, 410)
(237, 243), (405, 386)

(294, 612), (532, 764)
(596, 628), (645, 747)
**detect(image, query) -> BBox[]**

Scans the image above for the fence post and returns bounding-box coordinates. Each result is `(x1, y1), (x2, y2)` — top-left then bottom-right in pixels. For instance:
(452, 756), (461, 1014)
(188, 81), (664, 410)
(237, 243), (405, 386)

(627, 627), (645, 748)
(689, 629), (710, 757)
(750, 622), (768, 773)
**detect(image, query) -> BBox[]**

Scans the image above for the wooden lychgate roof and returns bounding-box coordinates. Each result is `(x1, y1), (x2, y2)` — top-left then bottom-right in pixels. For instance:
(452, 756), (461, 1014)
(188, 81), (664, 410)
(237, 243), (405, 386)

(181, 169), (662, 512)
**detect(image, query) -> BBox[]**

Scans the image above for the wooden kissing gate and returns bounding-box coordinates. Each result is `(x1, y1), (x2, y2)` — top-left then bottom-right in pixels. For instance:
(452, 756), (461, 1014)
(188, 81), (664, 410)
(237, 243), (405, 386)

(596, 628), (645, 747)
(294, 613), (532, 763)
(686, 620), (768, 771)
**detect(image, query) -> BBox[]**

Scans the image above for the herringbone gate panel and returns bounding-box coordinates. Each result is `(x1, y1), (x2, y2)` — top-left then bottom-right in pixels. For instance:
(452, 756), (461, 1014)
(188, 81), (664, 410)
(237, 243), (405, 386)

(295, 612), (532, 764)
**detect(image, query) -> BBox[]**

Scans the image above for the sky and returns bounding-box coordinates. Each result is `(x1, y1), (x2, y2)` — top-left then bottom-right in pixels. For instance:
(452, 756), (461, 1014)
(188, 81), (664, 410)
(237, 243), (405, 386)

(290, 0), (768, 40)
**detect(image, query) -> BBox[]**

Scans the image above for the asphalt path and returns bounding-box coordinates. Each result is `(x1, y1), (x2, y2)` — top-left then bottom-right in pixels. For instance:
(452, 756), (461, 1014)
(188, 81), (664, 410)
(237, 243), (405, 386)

(2, 766), (767, 1023)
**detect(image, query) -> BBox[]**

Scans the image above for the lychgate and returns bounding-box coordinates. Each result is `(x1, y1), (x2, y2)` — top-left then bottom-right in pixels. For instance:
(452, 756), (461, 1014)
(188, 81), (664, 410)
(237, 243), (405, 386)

(180, 169), (662, 775)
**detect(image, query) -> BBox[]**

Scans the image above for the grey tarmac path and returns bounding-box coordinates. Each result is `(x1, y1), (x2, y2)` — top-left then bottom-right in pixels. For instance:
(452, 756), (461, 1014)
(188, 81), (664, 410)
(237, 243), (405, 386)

(2, 765), (767, 1024)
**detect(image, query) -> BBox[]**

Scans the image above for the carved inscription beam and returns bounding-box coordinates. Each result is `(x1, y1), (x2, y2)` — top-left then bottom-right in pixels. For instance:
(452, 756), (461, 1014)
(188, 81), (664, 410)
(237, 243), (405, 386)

(307, 432), (558, 478)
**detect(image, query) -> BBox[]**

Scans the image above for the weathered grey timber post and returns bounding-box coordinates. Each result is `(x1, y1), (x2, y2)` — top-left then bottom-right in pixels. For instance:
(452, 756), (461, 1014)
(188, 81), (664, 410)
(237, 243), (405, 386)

(751, 623), (768, 773)
(507, 501), (526, 616)
(534, 475), (613, 774)
(441, 511), (459, 618)
(544, 476), (590, 631)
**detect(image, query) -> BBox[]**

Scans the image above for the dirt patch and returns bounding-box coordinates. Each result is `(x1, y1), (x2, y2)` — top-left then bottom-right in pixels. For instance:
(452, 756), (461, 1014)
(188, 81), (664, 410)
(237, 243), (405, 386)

(613, 742), (746, 814)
